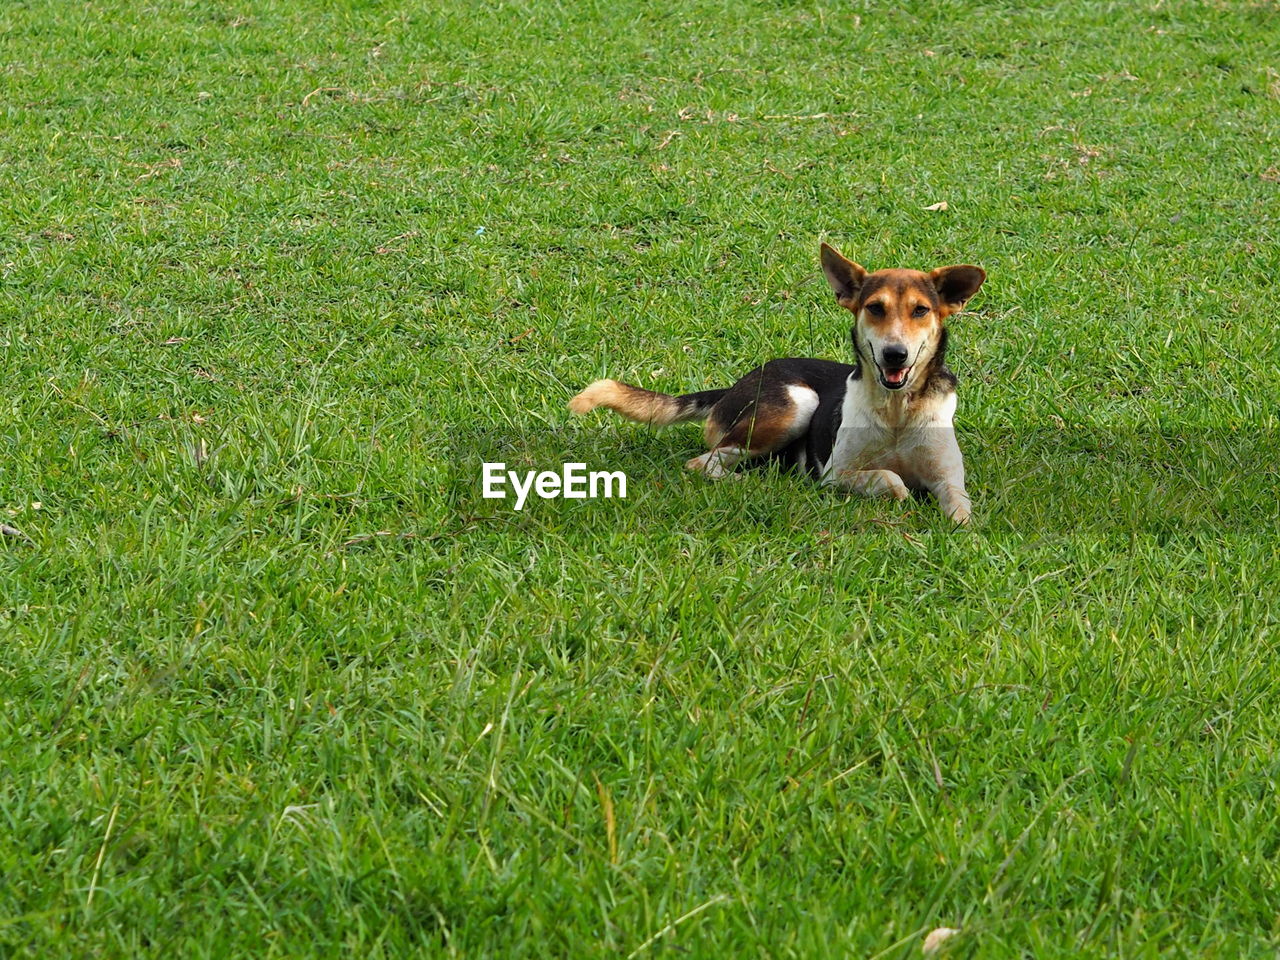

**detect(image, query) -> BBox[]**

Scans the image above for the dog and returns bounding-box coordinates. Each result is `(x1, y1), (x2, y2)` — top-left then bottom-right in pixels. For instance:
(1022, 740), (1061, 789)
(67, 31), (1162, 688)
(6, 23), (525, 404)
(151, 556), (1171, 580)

(568, 243), (985, 523)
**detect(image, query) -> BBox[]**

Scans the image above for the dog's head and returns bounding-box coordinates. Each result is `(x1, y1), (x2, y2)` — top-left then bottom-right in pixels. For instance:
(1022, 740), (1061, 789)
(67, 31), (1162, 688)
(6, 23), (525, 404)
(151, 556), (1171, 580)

(820, 243), (985, 392)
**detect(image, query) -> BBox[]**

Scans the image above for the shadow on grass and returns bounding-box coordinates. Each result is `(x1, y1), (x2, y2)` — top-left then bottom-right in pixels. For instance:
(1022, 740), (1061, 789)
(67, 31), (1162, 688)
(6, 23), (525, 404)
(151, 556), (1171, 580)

(969, 423), (1279, 537)
(441, 421), (1280, 537)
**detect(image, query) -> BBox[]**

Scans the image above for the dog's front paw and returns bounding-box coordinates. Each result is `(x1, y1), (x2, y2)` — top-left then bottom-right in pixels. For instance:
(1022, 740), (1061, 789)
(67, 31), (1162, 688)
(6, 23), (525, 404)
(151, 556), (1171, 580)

(939, 487), (971, 525)
(834, 468), (908, 500)
(881, 470), (910, 501)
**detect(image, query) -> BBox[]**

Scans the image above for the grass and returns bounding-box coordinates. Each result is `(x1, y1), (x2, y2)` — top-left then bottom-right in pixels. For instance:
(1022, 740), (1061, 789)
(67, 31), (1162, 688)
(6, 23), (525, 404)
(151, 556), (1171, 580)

(2, 0), (1279, 955)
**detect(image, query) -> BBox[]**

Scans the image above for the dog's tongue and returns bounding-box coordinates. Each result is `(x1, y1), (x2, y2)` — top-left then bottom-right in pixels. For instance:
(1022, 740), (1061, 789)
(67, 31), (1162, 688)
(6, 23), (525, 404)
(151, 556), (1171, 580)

(885, 368), (908, 385)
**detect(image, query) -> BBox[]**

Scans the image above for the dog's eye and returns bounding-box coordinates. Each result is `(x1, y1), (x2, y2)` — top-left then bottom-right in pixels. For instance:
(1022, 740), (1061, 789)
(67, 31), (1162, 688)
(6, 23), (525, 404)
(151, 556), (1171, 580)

(865, 302), (885, 317)
(912, 305), (930, 317)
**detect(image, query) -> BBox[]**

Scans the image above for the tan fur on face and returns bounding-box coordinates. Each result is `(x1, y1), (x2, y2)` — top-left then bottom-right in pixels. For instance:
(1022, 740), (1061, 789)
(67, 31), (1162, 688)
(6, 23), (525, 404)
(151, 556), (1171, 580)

(856, 270), (945, 357)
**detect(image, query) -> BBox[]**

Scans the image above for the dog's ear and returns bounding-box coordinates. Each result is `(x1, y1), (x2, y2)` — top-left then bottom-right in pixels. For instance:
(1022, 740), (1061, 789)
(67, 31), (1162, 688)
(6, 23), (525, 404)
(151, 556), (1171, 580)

(929, 265), (986, 313)
(820, 243), (867, 306)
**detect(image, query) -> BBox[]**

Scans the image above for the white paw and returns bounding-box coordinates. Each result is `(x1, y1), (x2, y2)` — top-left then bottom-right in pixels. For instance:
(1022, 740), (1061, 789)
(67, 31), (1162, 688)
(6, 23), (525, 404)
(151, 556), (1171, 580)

(939, 487), (971, 524)
(686, 452), (730, 478)
(878, 470), (909, 501)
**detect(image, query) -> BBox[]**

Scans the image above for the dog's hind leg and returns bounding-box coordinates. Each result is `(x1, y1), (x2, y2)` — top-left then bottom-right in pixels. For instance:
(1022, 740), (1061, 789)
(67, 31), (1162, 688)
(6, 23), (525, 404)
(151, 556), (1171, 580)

(686, 379), (819, 478)
(685, 446), (747, 478)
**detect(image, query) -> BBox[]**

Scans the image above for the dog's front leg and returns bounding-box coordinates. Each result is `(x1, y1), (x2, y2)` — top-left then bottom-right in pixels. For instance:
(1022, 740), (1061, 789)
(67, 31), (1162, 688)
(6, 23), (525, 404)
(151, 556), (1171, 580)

(932, 480), (971, 525)
(916, 422), (970, 524)
(831, 468), (910, 502)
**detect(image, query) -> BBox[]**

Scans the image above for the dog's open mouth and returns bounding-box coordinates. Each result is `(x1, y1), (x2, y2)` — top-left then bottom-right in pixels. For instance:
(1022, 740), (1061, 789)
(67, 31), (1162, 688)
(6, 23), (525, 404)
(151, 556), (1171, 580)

(880, 367), (911, 390)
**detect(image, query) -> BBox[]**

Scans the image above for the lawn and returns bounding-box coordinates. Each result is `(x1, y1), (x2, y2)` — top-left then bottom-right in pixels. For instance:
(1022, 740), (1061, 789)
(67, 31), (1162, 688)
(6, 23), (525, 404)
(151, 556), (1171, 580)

(2, 0), (1279, 955)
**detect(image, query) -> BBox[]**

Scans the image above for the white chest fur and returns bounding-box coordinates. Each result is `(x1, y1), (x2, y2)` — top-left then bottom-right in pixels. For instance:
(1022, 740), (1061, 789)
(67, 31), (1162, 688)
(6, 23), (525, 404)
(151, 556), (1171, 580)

(821, 375), (963, 491)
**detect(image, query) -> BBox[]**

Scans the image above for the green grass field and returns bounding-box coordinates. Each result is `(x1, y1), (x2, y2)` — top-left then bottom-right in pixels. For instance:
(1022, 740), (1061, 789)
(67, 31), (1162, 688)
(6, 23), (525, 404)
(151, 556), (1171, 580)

(3, 0), (1280, 955)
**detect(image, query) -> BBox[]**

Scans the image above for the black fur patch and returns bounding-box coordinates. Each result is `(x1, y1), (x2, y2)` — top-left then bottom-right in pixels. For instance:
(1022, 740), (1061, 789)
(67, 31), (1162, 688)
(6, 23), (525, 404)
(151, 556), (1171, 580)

(707, 359), (852, 437)
(702, 358), (853, 475)
(674, 388), (729, 418)
(854, 274), (941, 311)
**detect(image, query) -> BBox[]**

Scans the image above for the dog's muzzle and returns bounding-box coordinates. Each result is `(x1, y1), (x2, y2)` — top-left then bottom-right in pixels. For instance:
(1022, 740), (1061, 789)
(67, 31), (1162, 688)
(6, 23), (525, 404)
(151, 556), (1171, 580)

(877, 343), (911, 390)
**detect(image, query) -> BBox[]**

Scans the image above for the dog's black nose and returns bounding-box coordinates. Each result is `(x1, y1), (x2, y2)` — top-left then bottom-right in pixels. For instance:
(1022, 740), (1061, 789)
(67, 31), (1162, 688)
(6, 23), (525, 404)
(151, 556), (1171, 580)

(882, 344), (909, 367)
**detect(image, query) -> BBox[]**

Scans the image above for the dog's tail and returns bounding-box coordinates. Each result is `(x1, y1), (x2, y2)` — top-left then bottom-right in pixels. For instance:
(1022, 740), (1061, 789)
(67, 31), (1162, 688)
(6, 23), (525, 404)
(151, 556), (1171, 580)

(568, 379), (726, 426)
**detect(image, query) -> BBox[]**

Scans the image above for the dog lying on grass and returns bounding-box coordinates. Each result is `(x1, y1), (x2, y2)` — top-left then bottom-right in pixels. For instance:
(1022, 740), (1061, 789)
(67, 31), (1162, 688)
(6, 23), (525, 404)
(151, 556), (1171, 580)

(569, 243), (985, 523)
